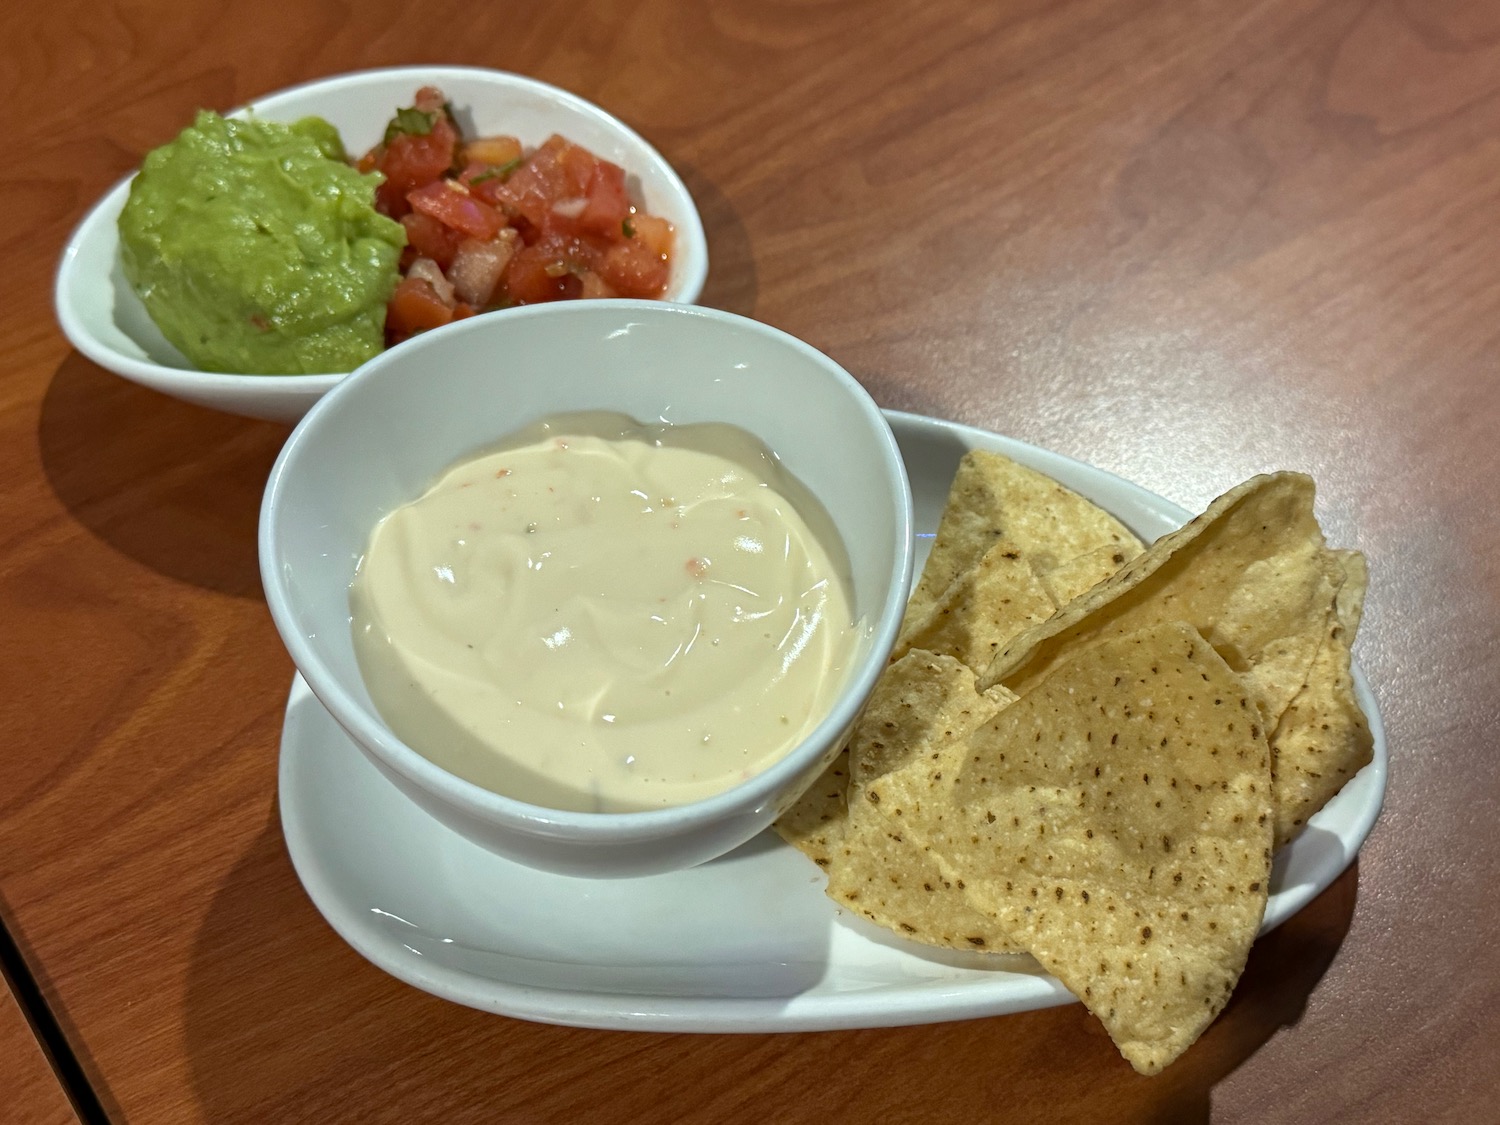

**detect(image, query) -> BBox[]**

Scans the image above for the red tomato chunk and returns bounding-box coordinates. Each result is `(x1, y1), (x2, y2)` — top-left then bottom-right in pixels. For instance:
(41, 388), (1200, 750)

(408, 181), (506, 241)
(362, 88), (677, 346)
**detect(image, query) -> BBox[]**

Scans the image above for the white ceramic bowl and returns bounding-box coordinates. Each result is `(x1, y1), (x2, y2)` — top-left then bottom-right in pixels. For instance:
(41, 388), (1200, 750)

(54, 66), (709, 424)
(260, 301), (912, 877)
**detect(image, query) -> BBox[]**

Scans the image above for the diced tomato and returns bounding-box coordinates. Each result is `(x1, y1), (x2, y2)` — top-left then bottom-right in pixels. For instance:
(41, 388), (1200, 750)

(366, 113), (460, 219)
(506, 214), (541, 247)
(458, 162), (518, 208)
(530, 219), (612, 275)
(376, 87), (674, 324)
(554, 138), (598, 196)
(386, 275), (457, 340)
(577, 160), (630, 238)
(596, 238), (670, 298)
(491, 166), (557, 230)
(492, 135), (594, 230)
(400, 211), (462, 271)
(412, 86), (447, 113)
(629, 212), (674, 259)
(408, 181), (505, 241)
(503, 245), (583, 304)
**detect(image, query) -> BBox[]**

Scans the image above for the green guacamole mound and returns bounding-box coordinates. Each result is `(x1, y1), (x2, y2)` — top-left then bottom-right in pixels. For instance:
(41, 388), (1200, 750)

(118, 110), (406, 375)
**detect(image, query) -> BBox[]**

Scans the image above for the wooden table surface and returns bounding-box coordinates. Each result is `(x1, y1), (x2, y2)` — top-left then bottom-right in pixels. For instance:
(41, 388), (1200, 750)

(5, 0), (1498, 1121)
(0, 983), (78, 1125)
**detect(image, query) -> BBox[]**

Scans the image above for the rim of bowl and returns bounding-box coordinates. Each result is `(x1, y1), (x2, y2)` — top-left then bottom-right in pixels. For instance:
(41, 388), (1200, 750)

(53, 65), (709, 394)
(259, 299), (913, 842)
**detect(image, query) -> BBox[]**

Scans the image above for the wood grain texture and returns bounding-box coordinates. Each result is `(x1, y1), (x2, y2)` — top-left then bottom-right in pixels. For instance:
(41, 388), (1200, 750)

(0, 984), (79, 1125)
(4, 0), (1499, 1120)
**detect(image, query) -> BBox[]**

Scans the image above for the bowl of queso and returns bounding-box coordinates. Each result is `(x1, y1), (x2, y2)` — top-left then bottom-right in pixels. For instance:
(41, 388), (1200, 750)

(260, 301), (912, 877)
(54, 66), (708, 424)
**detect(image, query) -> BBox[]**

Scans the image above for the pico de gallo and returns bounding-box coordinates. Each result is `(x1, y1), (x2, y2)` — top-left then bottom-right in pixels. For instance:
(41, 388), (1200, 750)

(359, 87), (675, 345)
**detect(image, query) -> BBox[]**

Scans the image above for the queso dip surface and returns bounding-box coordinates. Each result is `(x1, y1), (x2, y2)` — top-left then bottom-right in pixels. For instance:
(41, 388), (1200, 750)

(350, 414), (859, 812)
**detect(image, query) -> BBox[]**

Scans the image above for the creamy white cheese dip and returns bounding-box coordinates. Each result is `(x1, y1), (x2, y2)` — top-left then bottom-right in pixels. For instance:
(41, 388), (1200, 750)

(350, 413), (858, 812)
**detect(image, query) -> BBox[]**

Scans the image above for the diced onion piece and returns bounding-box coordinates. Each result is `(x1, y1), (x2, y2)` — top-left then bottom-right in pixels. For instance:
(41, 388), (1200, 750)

(578, 271), (617, 299)
(449, 230), (520, 308)
(551, 197), (588, 219)
(407, 257), (456, 307)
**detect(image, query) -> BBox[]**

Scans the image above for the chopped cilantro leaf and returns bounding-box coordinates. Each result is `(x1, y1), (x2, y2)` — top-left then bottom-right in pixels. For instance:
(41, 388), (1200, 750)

(383, 106), (436, 145)
(470, 156), (524, 185)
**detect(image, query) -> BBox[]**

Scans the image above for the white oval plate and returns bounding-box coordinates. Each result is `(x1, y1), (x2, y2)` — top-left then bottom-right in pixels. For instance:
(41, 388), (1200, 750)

(54, 66), (709, 424)
(278, 411), (1387, 1031)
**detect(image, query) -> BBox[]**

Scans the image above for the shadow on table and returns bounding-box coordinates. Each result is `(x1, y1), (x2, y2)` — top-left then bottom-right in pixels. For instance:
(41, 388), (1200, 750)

(1073, 849), (1363, 1122)
(774, 854), (1363, 1125)
(671, 161), (758, 318)
(36, 353), (291, 599)
(789, 855), (1363, 1125)
(181, 806), (380, 1123)
(178, 801), (1360, 1123)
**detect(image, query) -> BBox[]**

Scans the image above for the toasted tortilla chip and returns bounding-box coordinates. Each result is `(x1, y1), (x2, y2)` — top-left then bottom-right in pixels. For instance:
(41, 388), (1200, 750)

(1216, 543), (1343, 724)
(773, 749), (851, 869)
(846, 650), (1012, 787)
(980, 473), (1339, 728)
(871, 622), (1273, 1074)
(828, 801), (1024, 953)
(1269, 550), (1372, 846)
(1332, 548), (1368, 634)
(1036, 542), (1139, 606)
(837, 650), (1021, 951)
(894, 538), (1057, 669)
(907, 450), (1142, 624)
(776, 651), (1023, 951)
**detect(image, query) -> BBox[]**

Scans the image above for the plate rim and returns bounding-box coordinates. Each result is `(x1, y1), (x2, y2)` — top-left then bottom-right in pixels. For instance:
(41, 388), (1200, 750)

(277, 409), (1387, 1032)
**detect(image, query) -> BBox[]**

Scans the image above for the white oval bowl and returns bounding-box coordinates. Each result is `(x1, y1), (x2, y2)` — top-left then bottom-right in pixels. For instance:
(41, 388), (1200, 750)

(54, 66), (709, 424)
(259, 300), (912, 877)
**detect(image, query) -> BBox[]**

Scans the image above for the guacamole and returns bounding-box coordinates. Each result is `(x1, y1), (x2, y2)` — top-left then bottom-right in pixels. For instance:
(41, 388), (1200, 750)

(118, 111), (405, 375)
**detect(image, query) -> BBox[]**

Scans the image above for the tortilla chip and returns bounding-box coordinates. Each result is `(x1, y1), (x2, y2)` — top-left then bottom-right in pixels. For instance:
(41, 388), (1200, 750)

(979, 473), (1339, 728)
(1036, 542), (1140, 606)
(828, 802), (1023, 952)
(1216, 544), (1343, 724)
(780, 456), (1369, 1074)
(832, 650), (1022, 951)
(906, 450), (1143, 625)
(1269, 550), (1372, 846)
(844, 650), (1010, 786)
(1332, 548), (1368, 634)
(772, 749), (851, 869)
(893, 539), (1057, 669)
(871, 622), (1273, 1074)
